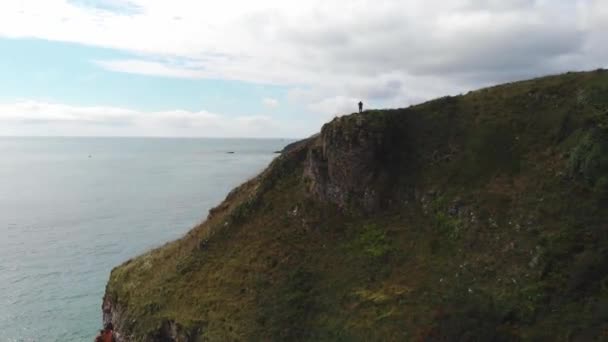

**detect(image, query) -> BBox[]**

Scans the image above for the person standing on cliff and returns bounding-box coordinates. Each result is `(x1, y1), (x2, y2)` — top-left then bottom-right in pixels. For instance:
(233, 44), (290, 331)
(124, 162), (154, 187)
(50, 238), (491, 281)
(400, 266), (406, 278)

(95, 322), (118, 342)
(358, 101), (363, 113)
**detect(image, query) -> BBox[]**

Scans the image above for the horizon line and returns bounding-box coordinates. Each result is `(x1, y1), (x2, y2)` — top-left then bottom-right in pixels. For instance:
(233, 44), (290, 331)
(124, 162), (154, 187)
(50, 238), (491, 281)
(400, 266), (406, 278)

(0, 135), (301, 140)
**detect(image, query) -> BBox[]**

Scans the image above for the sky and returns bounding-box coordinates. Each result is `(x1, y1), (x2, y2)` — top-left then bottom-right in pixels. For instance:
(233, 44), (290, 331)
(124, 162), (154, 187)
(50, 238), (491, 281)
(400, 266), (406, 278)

(0, 0), (606, 138)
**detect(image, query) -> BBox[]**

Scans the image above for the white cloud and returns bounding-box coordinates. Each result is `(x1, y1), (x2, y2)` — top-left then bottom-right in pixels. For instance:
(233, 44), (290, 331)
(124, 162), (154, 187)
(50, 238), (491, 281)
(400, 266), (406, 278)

(0, 0), (606, 121)
(262, 98), (279, 108)
(0, 100), (138, 124)
(308, 96), (360, 117)
(0, 100), (294, 137)
(94, 59), (209, 79)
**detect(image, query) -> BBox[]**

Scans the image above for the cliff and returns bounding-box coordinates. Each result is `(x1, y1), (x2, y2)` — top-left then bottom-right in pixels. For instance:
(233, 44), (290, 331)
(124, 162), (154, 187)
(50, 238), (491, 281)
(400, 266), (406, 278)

(103, 70), (608, 341)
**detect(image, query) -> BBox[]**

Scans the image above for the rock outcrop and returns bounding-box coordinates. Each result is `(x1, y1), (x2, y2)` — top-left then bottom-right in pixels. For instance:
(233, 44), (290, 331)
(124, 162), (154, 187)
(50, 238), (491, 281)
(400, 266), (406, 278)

(102, 295), (126, 342)
(303, 113), (410, 212)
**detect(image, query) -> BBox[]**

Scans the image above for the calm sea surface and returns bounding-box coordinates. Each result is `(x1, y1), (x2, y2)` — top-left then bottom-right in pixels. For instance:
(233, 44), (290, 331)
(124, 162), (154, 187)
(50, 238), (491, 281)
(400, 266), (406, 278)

(0, 137), (292, 341)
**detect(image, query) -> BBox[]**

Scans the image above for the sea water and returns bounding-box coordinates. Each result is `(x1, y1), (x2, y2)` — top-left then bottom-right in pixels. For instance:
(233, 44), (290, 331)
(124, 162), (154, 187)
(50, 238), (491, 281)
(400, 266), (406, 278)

(0, 137), (291, 341)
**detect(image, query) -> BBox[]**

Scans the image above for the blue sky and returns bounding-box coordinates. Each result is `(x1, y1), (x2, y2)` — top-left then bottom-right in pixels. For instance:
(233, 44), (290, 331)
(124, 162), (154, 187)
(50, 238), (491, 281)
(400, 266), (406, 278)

(0, 38), (312, 137)
(0, 0), (606, 137)
(0, 39), (289, 114)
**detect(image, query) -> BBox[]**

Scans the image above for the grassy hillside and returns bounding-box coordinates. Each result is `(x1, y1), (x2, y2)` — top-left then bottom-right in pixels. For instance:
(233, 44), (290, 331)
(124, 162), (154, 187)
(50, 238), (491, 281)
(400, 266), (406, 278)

(103, 70), (608, 341)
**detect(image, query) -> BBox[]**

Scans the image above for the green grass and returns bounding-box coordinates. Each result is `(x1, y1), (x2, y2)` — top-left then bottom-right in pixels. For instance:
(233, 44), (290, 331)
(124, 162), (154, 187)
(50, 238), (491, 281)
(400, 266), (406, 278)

(348, 223), (393, 259)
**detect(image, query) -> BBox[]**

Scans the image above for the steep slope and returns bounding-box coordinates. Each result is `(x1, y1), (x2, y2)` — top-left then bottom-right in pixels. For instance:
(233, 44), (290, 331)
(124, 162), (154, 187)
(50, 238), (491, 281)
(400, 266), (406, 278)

(103, 70), (608, 341)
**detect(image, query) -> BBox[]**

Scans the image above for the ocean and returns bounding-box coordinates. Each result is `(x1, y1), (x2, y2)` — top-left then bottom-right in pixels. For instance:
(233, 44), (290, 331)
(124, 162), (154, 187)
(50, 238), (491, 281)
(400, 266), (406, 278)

(0, 137), (291, 341)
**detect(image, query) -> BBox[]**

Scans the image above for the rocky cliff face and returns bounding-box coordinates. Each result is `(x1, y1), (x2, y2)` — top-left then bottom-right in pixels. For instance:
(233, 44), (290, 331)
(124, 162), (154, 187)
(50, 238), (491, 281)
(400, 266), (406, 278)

(104, 296), (198, 342)
(102, 70), (608, 341)
(103, 264), (208, 342)
(304, 111), (419, 213)
(102, 295), (126, 342)
(303, 114), (399, 212)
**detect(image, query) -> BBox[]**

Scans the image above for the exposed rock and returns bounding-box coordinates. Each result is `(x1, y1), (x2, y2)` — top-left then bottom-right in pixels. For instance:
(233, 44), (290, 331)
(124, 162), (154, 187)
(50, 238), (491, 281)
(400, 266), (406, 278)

(103, 293), (202, 342)
(448, 198), (464, 216)
(303, 113), (401, 212)
(102, 294), (127, 342)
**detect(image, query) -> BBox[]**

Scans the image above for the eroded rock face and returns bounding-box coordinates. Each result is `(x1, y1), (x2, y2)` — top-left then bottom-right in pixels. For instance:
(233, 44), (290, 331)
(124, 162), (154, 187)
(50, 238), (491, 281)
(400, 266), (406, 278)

(102, 294), (127, 342)
(304, 113), (402, 212)
(103, 293), (203, 342)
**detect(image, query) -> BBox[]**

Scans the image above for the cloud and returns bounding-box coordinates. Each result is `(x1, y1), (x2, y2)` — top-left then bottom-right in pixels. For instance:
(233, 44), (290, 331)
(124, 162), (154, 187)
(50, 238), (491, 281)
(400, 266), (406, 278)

(308, 96), (360, 117)
(94, 59), (209, 79)
(262, 98), (279, 108)
(67, 0), (143, 15)
(0, 100), (293, 137)
(0, 0), (606, 119)
(0, 101), (139, 125)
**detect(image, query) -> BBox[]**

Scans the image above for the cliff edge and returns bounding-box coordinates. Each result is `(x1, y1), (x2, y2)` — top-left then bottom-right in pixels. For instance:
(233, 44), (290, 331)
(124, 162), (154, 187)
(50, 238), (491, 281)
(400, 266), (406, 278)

(103, 70), (608, 341)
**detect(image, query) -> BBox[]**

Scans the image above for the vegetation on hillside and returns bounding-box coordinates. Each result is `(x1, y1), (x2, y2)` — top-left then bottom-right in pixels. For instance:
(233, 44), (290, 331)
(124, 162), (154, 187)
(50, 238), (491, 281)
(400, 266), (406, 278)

(104, 70), (608, 341)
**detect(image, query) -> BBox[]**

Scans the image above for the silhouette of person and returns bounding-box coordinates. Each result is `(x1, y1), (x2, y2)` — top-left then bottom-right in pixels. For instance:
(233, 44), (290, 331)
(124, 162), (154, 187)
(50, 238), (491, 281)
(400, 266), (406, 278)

(358, 101), (363, 113)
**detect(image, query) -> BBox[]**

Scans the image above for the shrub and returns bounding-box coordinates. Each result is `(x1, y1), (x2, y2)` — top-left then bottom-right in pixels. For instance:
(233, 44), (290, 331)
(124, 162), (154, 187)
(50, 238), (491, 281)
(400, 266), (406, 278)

(568, 128), (608, 195)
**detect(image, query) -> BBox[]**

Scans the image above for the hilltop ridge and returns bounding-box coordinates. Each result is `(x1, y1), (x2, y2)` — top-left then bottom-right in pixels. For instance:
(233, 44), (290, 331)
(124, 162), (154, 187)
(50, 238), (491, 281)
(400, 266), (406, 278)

(103, 70), (608, 341)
